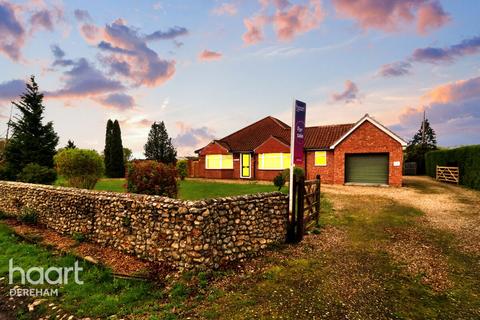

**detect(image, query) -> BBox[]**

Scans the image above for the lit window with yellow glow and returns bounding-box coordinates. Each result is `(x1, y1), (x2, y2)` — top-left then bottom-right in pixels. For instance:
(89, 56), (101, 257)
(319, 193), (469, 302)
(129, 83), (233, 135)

(314, 151), (327, 166)
(258, 153), (291, 170)
(205, 154), (233, 169)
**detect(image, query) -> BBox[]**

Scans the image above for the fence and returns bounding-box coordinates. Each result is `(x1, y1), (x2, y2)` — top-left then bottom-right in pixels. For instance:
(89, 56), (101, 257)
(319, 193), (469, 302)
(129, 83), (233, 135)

(436, 166), (459, 184)
(287, 174), (321, 243)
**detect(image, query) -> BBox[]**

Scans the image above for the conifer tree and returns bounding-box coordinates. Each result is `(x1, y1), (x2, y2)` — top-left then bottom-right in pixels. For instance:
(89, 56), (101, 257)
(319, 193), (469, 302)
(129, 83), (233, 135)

(65, 140), (76, 149)
(109, 120), (125, 177)
(4, 76), (59, 177)
(104, 119), (114, 176)
(144, 121), (177, 164)
(405, 116), (437, 174)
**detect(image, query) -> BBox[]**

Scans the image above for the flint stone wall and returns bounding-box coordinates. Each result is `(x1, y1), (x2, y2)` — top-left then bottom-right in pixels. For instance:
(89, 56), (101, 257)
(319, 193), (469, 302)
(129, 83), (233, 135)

(0, 181), (288, 270)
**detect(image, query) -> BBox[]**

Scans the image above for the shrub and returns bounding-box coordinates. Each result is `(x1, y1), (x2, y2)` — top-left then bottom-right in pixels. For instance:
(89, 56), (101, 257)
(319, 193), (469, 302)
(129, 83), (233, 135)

(18, 207), (38, 225)
(55, 149), (104, 189)
(425, 145), (480, 190)
(176, 160), (188, 180)
(126, 160), (178, 197)
(17, 163), (57, 185)
(273, 172), (286, 190)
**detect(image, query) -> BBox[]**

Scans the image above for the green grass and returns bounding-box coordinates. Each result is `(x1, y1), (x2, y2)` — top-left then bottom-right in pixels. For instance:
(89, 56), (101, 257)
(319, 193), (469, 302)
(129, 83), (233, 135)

(0, 223), (166, 319)
(178, 180), (287, 200)
(55, 177), (286, 200)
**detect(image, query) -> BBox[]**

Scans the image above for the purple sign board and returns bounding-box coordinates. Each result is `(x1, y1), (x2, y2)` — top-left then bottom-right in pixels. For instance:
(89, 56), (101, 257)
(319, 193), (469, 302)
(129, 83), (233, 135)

(292, 100), (306, 165)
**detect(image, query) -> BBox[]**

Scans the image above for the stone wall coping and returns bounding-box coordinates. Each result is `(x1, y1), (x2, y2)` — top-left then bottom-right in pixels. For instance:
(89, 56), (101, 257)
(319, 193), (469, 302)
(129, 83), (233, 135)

(0, 180), (287, 207)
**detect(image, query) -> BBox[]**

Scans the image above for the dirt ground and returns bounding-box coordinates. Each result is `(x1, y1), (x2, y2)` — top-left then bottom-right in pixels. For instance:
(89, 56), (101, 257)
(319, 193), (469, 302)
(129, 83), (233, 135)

(323, 176), (480, 255)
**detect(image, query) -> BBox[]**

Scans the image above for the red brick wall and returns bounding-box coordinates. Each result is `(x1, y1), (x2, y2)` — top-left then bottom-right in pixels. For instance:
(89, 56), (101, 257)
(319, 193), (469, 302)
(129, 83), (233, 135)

(332, 121), (403, 187)
(305, 151), (334, 183)
(198, 142), (235, 179)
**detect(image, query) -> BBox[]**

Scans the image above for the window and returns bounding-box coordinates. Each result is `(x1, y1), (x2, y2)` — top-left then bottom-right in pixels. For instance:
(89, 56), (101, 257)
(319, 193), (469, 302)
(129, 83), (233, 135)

(205, 154), (233, 169)
(314, 151), (327, 166)
(258, 153), (290, 170)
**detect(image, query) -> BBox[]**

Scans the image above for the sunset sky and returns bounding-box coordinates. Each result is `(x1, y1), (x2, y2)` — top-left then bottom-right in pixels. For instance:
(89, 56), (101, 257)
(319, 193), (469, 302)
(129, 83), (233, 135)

(0, 0), (479, 157)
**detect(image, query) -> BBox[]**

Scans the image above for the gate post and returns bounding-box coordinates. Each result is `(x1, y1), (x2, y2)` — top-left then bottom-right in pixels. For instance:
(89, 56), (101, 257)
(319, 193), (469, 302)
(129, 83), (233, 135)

(296, 175), (305, 242)
(315, 174), (321, 226)
(286, 173), (297, 243)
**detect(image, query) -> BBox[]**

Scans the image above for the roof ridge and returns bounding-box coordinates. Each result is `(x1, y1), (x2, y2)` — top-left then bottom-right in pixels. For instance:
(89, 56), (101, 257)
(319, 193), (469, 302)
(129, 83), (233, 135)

(219, 116), (289, 142)
(306, 123), (354, 129)
(268, 116), (290, 129)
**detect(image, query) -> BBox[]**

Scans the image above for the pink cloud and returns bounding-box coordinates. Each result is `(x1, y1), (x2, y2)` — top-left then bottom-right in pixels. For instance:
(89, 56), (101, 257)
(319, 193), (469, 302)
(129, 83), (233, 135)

(333, 0), (449, 34)
(424, 76), (480, 104)
(243, 15), (267, 45)
(242, 0), (323, 45)
(212, 3), (238, 16)
(94, 93), (135, 111)
(198, 49), (223, 61)
(416, 1), (450, 34)
(272, 0), (324, 41)
(0, 1), (26, 61)
(331, 80), (360, 103)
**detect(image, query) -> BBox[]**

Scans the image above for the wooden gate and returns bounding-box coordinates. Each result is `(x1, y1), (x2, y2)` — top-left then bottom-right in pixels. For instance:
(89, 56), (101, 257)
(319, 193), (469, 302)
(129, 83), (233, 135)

(436, 166), (459, 184)
(287, 174), (321, 243)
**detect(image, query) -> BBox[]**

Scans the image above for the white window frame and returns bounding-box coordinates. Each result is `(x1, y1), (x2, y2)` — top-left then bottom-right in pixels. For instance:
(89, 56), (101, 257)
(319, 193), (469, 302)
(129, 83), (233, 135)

(205, 154), (233, 170)
(314, 151), (327, 167)
(258, 153), (290, 170)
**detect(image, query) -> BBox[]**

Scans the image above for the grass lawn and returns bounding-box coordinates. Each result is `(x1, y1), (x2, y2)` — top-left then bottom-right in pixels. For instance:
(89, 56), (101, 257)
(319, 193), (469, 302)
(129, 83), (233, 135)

(56, 177), (286, 200)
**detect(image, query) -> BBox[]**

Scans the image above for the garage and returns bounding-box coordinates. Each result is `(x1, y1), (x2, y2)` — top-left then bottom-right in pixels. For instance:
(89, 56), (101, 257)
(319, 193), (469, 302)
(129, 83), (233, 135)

(345, 153), (389, 185)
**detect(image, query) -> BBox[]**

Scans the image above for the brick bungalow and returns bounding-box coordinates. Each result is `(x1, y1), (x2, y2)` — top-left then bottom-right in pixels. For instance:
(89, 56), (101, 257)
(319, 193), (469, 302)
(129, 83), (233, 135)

(194, 114), (407, 187)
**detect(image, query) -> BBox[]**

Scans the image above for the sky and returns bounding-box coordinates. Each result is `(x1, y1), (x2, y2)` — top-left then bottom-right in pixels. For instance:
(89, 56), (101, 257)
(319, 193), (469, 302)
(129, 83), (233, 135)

(0, 0), (479, 157)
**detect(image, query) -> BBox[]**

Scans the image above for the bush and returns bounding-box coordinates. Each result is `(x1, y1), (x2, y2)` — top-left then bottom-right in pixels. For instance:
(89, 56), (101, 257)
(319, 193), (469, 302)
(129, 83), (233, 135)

(126, 160), (178, 197)
(55, 149), (104, 189)
(17, 163), (57, 185)
(0, 163), (16, 181)
(425, 145), (480, 190)
(18, 207), (38, 225)
(273, 172), (286, 190)
(176, 160), (188, 181)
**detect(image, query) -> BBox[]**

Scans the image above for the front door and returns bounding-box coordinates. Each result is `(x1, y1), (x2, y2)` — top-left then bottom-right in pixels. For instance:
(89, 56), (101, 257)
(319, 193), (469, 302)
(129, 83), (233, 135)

(241, 153), (251, 178)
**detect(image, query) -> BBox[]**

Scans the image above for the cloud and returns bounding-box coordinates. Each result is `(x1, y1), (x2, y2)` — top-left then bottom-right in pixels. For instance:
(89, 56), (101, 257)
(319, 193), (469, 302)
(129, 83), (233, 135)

(95, 93), (135, 110)
(173, 122), (216, 156)
(379, 35), (480, 77)
(212, 3), (238, 16)
(331, 80), (359, 103)
(243, 15), (267, 45)
(396, 76), (480, 145)
(0, 1), (64, 61)
(78, 19), (177, 87)
(378, 61), (412, 77)
(332, 0), (449, 34)
(412, 35), (480, 63)
(144, 26), (188, 41)
(29, 6), (63, 33)
(0, 79), (25, 102)
(198, 49), (223, 61)
(47, 57), (124, 98)
(119, 118), (152, 128)
(242, 0), (324, 45)
(73, 9), (92, 22)
(50, 44), (74, 66)
(0, 1), (26, 61)
(272, 0), (324, 41)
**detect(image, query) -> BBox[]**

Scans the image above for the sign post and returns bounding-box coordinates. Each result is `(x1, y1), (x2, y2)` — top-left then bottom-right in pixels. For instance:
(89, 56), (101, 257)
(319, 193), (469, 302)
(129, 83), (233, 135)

(289, 100), (306, 215)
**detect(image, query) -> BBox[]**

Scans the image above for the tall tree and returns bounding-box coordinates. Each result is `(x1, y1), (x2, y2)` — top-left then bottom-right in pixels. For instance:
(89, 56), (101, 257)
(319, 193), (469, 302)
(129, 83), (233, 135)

(123, 147), (133, 163)
(4, 76), (59, 177)
(405, 114), (437, 174)
(144, 121), (177, 164)
(109, 120), (125, 177)
(103, 119), (114, 176)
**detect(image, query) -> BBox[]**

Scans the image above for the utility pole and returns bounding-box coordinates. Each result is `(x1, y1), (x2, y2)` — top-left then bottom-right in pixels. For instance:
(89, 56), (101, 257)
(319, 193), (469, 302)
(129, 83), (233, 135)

(5, 104), (13, 142)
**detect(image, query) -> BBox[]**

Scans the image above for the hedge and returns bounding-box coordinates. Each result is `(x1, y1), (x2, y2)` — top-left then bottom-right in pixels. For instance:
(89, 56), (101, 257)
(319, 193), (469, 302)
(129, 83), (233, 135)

(425, 145), (480, 190)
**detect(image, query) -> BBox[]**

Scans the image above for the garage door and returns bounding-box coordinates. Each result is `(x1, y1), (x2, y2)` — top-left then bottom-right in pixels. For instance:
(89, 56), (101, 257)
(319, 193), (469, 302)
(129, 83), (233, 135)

(345, 154), (389, 184)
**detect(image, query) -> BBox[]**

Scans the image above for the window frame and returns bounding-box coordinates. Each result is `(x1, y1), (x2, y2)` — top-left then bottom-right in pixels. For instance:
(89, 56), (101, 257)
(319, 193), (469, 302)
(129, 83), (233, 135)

(314, 151), (327, 167)
(258, 152), (291, 170)
(205, 154), (234, 170)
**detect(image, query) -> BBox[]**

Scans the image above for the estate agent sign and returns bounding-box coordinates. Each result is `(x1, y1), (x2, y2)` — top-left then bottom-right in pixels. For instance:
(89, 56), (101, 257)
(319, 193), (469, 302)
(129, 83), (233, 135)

(292, 100), (306, 165)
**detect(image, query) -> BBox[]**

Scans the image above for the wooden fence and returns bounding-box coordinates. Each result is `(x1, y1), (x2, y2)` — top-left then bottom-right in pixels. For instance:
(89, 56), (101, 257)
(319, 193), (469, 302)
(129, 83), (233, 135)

(287, 174), (321, 243)
(436, 166), (459, 184)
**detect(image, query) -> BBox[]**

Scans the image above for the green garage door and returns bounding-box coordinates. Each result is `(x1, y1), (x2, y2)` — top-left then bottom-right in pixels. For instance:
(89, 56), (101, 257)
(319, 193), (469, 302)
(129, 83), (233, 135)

(345, 154), (389, 184)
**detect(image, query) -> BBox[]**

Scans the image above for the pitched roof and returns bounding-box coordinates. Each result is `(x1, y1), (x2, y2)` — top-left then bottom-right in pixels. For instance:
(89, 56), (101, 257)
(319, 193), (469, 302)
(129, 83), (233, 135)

(217, 116), (291, 151)
(196, 116), (355, 152)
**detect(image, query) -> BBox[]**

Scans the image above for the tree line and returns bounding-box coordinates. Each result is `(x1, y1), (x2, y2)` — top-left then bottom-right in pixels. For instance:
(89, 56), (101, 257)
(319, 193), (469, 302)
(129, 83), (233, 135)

(0, 76), (178, 185)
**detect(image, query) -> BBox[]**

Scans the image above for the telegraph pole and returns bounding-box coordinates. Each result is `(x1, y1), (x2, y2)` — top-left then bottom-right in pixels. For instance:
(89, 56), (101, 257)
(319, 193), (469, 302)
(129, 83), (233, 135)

(5, 104), (13, 142)
(421, 110), (426, 146)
